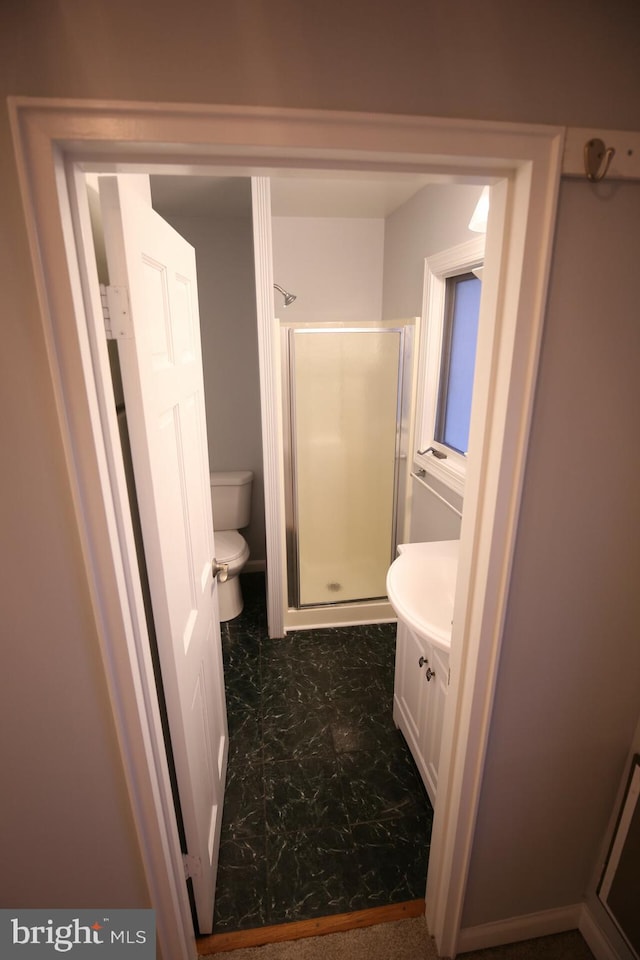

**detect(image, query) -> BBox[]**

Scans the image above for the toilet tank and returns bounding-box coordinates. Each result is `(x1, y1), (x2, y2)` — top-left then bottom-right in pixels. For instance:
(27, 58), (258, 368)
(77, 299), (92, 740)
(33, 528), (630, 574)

(210, 470), (253, 530)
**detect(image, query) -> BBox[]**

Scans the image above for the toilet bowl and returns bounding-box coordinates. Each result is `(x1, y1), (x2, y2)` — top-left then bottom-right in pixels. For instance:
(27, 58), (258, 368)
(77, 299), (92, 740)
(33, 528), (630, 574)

(210, 470), (253, 621)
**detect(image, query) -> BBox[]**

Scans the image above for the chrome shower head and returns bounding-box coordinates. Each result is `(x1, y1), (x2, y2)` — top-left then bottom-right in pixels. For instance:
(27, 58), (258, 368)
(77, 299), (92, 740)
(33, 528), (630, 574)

(274, 283), (297, 307)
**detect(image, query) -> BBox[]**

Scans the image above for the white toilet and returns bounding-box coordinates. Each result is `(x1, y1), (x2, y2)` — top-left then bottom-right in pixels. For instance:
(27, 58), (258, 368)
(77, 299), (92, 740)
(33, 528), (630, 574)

(210, 470), (253, 622)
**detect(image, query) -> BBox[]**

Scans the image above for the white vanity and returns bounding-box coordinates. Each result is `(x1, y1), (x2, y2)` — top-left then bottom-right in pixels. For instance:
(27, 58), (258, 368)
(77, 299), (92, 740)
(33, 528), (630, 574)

(386, 540), (459, 805)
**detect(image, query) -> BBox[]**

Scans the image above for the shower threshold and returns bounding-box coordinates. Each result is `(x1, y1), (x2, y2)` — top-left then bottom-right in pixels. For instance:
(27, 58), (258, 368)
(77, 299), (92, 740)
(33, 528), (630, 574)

(284, 597), (396, 632)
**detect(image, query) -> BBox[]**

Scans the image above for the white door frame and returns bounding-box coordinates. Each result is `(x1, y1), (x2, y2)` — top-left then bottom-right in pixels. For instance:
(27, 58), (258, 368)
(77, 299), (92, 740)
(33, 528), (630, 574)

(9, 99), (563, 960)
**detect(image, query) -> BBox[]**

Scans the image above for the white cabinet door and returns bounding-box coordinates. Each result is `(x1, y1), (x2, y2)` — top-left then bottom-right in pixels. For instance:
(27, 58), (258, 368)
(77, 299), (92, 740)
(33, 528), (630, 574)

(100, 176), (227, 935)
(422, 644), (449, 804)
(393, 621), (449, 806)
(393, 620), (430, 786)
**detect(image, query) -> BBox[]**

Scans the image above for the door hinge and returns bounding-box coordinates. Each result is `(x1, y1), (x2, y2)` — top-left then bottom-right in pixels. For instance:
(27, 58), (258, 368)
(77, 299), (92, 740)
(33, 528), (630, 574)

(100, 283), (133, 340)
(448, 667), (451, 686)
(182, 854), (202, 881)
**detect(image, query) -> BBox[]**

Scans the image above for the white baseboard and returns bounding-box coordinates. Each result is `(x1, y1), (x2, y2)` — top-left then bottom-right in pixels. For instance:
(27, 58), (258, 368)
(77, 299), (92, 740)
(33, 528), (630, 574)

(579, 902), (628, 960)
(457, 904), (583, 954)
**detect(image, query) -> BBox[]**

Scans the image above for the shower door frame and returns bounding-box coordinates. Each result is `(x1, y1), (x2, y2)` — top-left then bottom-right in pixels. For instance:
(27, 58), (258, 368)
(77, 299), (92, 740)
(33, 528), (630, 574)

(282, 322), (412, 613)
(10, 97), (564, 960)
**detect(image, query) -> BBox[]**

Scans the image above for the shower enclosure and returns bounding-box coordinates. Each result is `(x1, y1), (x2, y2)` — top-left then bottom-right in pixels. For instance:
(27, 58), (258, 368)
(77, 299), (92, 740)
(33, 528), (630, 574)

(283, 324), (413, 611)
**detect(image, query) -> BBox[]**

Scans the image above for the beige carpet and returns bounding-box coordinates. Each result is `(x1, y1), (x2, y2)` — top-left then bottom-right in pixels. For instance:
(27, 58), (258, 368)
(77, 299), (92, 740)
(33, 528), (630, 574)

(202, 917), (595, 960)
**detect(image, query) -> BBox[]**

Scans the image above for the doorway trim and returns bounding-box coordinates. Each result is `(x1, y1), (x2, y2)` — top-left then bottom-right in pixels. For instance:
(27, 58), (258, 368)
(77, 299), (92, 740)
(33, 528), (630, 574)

(9, 98), (563, 960)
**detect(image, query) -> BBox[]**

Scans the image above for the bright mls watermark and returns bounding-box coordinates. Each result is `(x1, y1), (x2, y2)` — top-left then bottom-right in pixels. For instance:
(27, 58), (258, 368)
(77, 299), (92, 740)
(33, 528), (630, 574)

(1, 910), (155, 957)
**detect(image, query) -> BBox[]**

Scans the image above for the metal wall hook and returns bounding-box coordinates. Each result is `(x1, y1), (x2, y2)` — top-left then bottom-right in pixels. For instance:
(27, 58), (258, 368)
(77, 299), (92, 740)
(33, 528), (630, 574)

(584, 138), (616, 183)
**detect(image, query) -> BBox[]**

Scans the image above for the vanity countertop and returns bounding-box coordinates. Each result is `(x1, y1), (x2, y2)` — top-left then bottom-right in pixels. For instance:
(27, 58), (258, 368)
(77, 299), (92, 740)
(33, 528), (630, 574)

(386, 540), (459, 651)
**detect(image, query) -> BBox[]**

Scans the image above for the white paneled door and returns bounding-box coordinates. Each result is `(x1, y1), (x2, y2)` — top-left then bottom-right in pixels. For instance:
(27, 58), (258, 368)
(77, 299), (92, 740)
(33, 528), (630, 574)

(99, 176), (227, 935)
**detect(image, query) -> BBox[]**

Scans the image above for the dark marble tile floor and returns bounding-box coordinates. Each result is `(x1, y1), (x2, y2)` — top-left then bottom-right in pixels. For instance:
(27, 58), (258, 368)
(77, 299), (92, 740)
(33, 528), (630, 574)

(213, 573), (433, 933)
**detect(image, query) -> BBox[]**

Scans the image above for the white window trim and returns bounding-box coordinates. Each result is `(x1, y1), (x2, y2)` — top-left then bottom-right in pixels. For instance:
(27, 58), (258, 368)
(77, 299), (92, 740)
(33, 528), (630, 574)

(415, 236), (486, 495)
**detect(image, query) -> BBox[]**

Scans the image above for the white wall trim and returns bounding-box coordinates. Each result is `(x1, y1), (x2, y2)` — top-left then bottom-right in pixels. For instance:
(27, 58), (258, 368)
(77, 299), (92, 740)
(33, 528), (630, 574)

(9, 128), (196, 958)
(425, 148), (563, 955)
(579, 903), (626, 960)
(251, 177), (287, 638)
(8, 98), (564, 959)
(458, 904), (583, 953)
(458, 899), (629, 959)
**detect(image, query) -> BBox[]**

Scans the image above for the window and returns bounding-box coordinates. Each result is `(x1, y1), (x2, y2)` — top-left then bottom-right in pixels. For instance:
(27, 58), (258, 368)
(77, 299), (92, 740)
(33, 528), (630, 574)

(416, 237), (485, 493)
(436, 272), (482, 455)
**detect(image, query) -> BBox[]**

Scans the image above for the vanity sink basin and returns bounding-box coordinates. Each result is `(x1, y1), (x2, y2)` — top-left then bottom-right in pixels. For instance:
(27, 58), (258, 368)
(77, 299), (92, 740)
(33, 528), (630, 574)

(386, 540), (459, 651)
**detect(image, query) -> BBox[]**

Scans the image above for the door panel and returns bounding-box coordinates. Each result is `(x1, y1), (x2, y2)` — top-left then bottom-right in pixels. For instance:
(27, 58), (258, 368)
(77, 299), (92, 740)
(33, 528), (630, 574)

(99, 176), (227, 934)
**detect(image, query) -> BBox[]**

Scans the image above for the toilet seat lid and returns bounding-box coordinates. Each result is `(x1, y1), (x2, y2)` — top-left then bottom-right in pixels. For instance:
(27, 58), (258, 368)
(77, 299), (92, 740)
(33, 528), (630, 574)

(215, 530), (248, 563)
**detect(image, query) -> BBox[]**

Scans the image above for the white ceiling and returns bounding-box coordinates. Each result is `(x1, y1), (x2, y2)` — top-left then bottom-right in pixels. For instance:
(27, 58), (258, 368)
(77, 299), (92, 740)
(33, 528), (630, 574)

(270, 175), (433, 218)
(150, 173), (442, 220)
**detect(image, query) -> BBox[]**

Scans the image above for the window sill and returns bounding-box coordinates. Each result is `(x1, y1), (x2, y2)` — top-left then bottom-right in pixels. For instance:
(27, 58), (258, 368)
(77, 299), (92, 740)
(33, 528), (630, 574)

(415, 449), (466, 497)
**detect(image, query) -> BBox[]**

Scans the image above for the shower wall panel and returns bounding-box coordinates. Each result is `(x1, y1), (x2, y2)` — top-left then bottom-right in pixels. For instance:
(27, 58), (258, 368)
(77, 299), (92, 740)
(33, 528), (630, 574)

(291, 329), (402, 606)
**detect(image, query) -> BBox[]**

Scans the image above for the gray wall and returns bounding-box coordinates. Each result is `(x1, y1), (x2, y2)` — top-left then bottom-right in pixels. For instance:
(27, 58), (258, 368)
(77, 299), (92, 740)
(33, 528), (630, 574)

(272, 216), (385, 323)
(2, 0), (640, 936)
(383, 183), (482, 541)
(382, 183), (484, 321)
(409, 473), (463, 544)
(463, 178), (640, 927)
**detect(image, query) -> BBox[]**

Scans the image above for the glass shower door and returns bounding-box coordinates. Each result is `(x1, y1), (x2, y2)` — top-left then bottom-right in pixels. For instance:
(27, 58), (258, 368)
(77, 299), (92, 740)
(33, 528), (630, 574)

(290, 328), (403, 606)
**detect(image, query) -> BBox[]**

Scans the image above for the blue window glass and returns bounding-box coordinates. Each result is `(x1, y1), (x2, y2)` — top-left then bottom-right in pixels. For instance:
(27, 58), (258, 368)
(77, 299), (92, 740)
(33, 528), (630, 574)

(436, 273), (481, 454)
